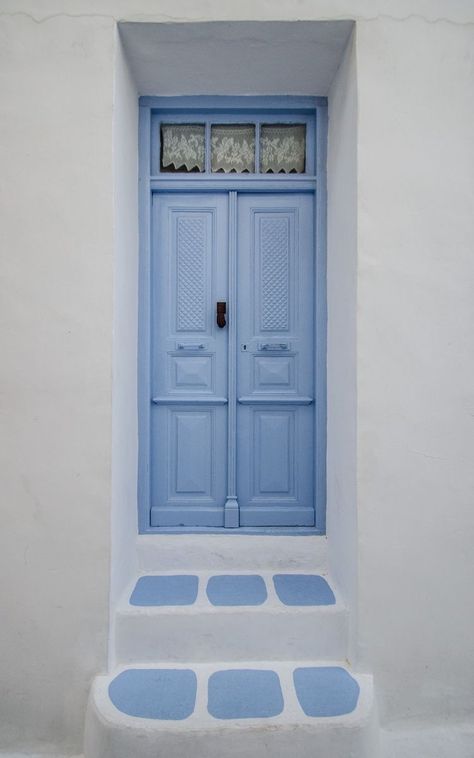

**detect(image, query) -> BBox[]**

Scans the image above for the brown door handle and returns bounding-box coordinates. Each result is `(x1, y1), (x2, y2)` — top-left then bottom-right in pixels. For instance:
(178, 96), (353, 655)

(217, 301), (227, 328)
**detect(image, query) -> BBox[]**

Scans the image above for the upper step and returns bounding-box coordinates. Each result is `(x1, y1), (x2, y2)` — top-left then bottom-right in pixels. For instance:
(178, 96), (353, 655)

(137, 534), (328, 572)
(85, 662), (377, 758)
(114, 571), (347, 664)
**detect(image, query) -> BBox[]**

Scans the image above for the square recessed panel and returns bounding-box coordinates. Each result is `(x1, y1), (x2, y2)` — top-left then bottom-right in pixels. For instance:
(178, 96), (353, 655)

(206, 575), (267, 606)
(109, 668), (197, 720)
(208, 669), (283, 719)
(273, 574), (335, 606)
(293, 667), (359, 717)
(130, 575), (198, 606)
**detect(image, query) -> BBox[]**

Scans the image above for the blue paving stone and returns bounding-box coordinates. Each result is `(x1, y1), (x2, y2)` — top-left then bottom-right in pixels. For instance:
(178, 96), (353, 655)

(208, 669), (284, 719)
(273, 574), (335, 606)
(109, 668), (197, 720)
(293, 667), (360, 717)
(206, 574), (267, 606)
(130, 575), (198, 606)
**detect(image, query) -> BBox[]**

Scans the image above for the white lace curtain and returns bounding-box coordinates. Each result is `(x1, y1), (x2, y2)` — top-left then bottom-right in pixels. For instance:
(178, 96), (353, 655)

(161, 123), (306, 174)
(260, 124), (306, 173)
(211, 124), (255, 173)
(161, 124), (205, 172)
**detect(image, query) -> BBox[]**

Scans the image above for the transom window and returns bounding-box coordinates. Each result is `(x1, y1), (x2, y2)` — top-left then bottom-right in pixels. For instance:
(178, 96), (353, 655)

(152, 110), (315, 175)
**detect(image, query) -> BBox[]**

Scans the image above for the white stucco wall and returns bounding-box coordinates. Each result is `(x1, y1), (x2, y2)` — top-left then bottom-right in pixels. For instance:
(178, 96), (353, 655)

(0, 0), (473, 752)
(326, 29), (359, 662)
(110, 31), (138, 644)
(0, 11), (115, 752)
(356, 15), (474, 721)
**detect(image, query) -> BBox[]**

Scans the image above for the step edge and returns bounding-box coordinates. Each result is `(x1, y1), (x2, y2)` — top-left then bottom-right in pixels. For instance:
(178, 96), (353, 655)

(88, 664), (375, 734)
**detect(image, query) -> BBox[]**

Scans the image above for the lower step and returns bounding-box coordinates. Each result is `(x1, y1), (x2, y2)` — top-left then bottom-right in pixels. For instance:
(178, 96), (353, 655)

(85, 662), (378, 758)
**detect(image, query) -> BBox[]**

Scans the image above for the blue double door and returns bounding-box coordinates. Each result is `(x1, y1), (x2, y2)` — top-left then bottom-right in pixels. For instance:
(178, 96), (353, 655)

(151, 192), (315, 528)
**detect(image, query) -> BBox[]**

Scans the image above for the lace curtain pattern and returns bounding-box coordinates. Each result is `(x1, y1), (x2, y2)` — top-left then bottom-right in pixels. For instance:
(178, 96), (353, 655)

(260, 124), (306, 173)
(161, 124), (205, 172)
(211, 124), (255, 173)
(160, 122), (307, 174)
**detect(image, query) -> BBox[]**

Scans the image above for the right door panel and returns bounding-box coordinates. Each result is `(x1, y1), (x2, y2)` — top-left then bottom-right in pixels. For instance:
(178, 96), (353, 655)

(237, 194), (315, 526)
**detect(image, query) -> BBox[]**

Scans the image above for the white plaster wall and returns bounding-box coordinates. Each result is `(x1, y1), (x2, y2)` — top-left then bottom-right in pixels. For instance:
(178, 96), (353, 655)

(0, 12), (115, 752)
(1, 0), (474, 752)
(110, 31), (138, 644)
(356, 15), (474, 722)
(326, 30), (359, 662)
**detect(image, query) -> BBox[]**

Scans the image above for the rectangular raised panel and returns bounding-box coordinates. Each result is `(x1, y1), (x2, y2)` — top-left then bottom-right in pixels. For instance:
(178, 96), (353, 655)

(255, 411), (295, 495)
(175, 214), (208, 332)
(255, 356), (294, 390)
(151, 194), (227, 527)
(172, 411), (212, 496)
(237, 194), (314, 526)
(259, 216), (291, 332)
(173, 356), (213, 390)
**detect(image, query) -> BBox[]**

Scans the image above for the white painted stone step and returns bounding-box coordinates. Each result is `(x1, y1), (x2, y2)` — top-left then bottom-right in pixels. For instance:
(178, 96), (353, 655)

(137, 534), (328, 572)
(85, 662), (377, 758)
(114, 571), (347, 664)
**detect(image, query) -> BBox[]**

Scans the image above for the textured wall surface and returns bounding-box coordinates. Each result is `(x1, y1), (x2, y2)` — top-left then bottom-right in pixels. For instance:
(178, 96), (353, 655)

(0, 11), (115, 751)
(356, 15), (474, 721)
(0, 0), (473, 751)
(327, 31), (358, 662)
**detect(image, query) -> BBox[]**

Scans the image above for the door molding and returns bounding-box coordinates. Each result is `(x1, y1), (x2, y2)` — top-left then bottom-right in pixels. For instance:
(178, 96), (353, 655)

(224, 191), (239, 527)
(138, 97), (327, 534)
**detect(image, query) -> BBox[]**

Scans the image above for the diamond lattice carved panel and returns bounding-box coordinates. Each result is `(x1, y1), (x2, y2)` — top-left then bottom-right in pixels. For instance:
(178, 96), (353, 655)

(260, 217), (290, 331)
(176, 215), (207, 332)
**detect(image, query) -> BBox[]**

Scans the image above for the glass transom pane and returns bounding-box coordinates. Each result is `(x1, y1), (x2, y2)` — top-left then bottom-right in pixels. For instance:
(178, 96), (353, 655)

(211, 124), (255, 173)
(161, 124), (205, 172)
(260, 124), (306, 174)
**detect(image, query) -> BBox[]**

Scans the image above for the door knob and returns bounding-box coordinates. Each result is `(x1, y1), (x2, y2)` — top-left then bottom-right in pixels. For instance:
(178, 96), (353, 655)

(216, 301), (227, 328)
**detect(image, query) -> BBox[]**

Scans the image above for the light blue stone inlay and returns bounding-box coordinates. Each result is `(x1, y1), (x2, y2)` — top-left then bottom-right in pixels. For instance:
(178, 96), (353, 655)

(109, 668), (197, 720)
(206, 574), (267, 606)
(293, 667), (360, 717)
(273, 574), (335, 606)
(130, 575), (198, 606)
(208, 669), (284, 719)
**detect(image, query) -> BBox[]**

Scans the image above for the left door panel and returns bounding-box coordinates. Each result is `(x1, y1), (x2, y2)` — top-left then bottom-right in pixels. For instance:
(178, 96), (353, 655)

(151, 194), (228, 526)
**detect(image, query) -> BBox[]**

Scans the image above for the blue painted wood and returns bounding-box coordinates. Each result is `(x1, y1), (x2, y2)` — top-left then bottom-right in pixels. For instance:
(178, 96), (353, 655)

(140, 95), (326, 110)
(145, 526), (324, 535)
(149, 100), (316, 177)
(139, 98), (328, 534)
(314, 102), (328, 533)
(150, 194), (228, 527)
(224, 191), (239, 527)
(237, 194), (315, 527)
(150, 177), (318, 192)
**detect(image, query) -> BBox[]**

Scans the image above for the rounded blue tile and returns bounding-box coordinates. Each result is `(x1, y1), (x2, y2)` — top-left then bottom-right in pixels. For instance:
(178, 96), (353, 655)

(293, 666), (359, 717)
(109, 668), (197, 720)
(206, 574), (267, 606)
(273, 574), (335, 606)
(208, 669), (284, 719)
(130, 575), (198, 606)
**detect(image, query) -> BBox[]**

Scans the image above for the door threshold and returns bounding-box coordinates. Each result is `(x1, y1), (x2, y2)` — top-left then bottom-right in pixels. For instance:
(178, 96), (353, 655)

(142, 526), (324, 536)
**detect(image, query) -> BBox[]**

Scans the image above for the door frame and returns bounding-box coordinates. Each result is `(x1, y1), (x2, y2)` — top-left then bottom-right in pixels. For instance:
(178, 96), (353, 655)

(138, 96), (327, 534)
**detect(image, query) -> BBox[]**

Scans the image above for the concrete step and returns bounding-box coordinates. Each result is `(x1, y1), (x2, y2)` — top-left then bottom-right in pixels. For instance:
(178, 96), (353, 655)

(85, 662), (377, 758)
(137, 534), (328, 572)
(113, 571), (347, 664)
